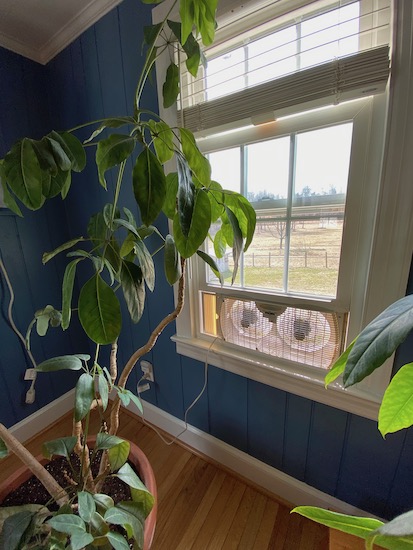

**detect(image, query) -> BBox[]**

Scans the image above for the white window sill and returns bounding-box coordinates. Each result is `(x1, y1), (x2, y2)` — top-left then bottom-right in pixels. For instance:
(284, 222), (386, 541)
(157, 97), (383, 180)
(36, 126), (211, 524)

(172, 334), (382, 420)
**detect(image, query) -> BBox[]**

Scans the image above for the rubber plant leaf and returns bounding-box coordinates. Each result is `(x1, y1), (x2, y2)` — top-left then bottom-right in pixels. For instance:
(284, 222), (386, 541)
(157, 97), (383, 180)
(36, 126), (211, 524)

(180, 128), (211, 186)
(74, 373), (95, 422)
(36, 355), (83, 372)
(120, 261), (145, 323)
(164, 234), (181, 285)
(42, 436), (77, 460)
(133, 147), (166, 226)
(148, 120), (174, 164)
(0, 510), (33, 550)
(163, 63), (180, 108)
(78, 274), (122, 345)
(197, 250), (223, 285)
(96, 134), (136, 189)
(173, 188), (211, 258)
(163, 172), (179, 219)
(3, 138), (45, 210)
(378, 363), (413, 437)
(343, 295), (413, 387)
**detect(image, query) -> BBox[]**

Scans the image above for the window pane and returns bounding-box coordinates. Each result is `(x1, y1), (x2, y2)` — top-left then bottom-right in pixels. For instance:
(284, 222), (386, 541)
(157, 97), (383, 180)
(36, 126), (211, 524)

(206, 47), (246, 100)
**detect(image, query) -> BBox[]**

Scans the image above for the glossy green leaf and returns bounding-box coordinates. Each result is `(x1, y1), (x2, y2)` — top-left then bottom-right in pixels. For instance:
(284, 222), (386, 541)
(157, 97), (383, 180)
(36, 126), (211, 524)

(179, 0), (195, 46)
(180, 128), (211, 186)
(163, 62), (180, 108)
(36, 355), (83, 372)
(343, 295), (413, 387)
(89, 511), (109, 537)
(208, 181), (224, 222)
(325, 340), (356, 387)
(196, 0), (218, 46)
(163, 172), (179, 219)
(177, 156), (195, 237)
(105, 531), (131, 550)
(104, 507), (143, 547)
(125, 390), (144, 414)
(164, 234), (181, 285)
(116, 463), (154, 516)
(78, 274), (122, 345)
(45, 137), (71, 172)
(108, 440), (131, 471)
(133, 147), (166, 226)
(3, 138), (45, 210)
(98, 374), (109, 411)
(48, 514), (86, 534)
(120, 261), (145, 323)
(49, 131), (86, 172)
(74, 373), (95, 422)
(213, 229), (227, 259)
(0, 438), (8, 458)
(148, 120), (174, 164)
(32, 137), (59, 175)
(225, 206), (243, 284)
(134, 239), (155, 291)
(96, 134), (136, 189)
(84, 117), (136, 144)
(78, 491), (96, 523)
(173, 188), (211, 258)
(93, 494), (115, 513)
(42, 436), (77, 460)
(0, 511), (33, 550)
(378, 363), (413, 436)
(95, 433), (126, 450)
(197, 250), (223, 285)
(224, 192), (256, 252)
(61, 258), (82, 330)
(42, 237), (85, 264)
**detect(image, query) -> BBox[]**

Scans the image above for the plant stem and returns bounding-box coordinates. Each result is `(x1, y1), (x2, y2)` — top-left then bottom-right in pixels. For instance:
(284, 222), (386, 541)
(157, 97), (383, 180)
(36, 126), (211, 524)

(0, 424), (69, 506)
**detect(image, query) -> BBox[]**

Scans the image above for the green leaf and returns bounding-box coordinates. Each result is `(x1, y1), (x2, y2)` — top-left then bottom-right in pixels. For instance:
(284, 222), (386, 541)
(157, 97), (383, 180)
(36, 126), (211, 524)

(88, 212), (108, 246)
(105, 531), (131, 550)
(343, 295), (413, 387)
(98, 374), (109, 411)
(89, 511), (109, 538)
(225, 206), (243, 284)
(0, 175), (23, 216)
(134, 239), (155, 291)
(213, 229), (227, 259)
(65, 530), (94, 550)
(177, 156), (195, 237)
(0, 438), (8, 458)
(120, 261), (145, 323)
(143, 22), (163, 46)
(163, 172), (179, 219)
(103, 203), (120, 229)
(93, 494), (115, 513)
(78, 491), (96, 523)
(163, 62), (180, 108)
(32, 137), (59, 175)
(120, 233), (136, 258)
(133, 147), (166, 226)
(208, 181), (224, 222)
(148, 120), (175, 164)
(223, 192), (256, 252)
(164, 234), (181, 285)
(196, 0), (218, 46)
(3, 138), (45, 210)
(378, 363), (413, 436)
(84, 117), (136, 144)
(117, 388), (131, 407)
(173, 188), (211, 258)
(325, 340), (356, 387)
(78, 274), (122, 345)
(115, 464), (154, 517)
(42, 237), (85, 264)
(179, 0), (195, 46)
(180, 128), (211, 186)
(45, 137), (71, 172)
(61, 258), (82, 330)
(96, 134), (136, 189)
(48, 514), (86, 534)
(36, 355), (83, 372)
(197, 250), (223, 285)
(95, 433), (126, 450)
(104, 507), (143, 547)
(74, 373), (95, 422)
(167, 20), (201, 76)
(54, 131), (86, 172)
(42, 436), (77, 460)
(108, 440), (131, 471)
(0, 511), (33, 550)
(124, 390), (144, 415)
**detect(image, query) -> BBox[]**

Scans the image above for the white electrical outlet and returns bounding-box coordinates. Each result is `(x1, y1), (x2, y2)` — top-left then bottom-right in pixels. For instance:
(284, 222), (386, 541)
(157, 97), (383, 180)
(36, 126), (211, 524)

(140, 360), (154, 382)
(24, 368), (37, 381)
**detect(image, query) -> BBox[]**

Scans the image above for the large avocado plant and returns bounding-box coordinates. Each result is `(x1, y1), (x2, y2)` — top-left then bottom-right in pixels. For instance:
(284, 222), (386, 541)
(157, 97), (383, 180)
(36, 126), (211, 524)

(0, 0), (256, 547)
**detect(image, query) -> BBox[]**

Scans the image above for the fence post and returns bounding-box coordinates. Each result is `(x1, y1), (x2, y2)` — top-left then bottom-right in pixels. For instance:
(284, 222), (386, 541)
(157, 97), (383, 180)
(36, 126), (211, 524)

(325, 251), (328, 268)
(305, 250), (307, 268)
(269, 252), (271, 267)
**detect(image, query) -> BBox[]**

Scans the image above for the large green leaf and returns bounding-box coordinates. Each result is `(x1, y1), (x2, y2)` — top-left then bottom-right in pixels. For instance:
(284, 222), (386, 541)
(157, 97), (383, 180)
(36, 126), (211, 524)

(78, 491), (96, 523)
(0, 164), (23, 216)
(223, 192), (256, 252)
(45, 136), (71, 172)
(42, 437), (77, 460)
(0, 511), (33, 550)
(120, 261), (145, 323)
(108, 440), (131, 471)
(378, 363), (413, 436)
(173, 188), (211, 258)
(104, 507), (143, 547)
(197, 250), (223, 285)
(78, 274), (122, 345)
(143, 23), (163, 46)
(42, 237), (85, 264)
(196, 0), (218, 46)
(49, 131), (86, 172)
(48, 514), (86, 534)
(208, 181), (224, 222)
(105, 531), (131, 550)
(177, 156), (195, 237)
(179, 0), (195, 46)
(61, 258), (82, 330)
(225, 206), (243, 284)
(343, 295), (413, 387)
(3, 138), (45, 210)
(148, 120), (174, 164)
(180, 128), (211, 186)
(36, 355), (83, 372)
(115, 464), (154, 517)
(163, 63), (180, 109)
(134, 239), (155, 291)
(133, 147), (166, 226)
(163, 172), (179, 219)
(213, 229), (227, 259)
(167, 20), (202, 76)
(74, 373), (95, 422)
(164, 234), (181, 285)
(325, 339), (356, 387)
(96, 134), (136, 189)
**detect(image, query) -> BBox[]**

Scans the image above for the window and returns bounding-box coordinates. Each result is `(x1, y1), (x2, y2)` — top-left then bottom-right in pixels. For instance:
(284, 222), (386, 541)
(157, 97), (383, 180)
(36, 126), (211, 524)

(153, 0), (413, 419)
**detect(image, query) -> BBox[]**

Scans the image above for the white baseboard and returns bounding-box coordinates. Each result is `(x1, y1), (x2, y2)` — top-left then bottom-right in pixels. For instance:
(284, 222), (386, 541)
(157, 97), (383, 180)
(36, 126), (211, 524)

(10, 389), (75, 443)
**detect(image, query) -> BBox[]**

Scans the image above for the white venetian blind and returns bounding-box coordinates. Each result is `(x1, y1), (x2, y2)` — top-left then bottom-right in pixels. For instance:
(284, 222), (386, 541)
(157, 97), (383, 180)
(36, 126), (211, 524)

(178, 0), (391, 133)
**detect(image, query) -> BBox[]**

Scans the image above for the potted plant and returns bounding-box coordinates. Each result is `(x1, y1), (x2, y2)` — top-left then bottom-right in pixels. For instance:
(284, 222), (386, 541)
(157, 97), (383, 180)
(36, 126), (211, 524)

(293, 295), (413, 549)
(0, 0), (256, 547)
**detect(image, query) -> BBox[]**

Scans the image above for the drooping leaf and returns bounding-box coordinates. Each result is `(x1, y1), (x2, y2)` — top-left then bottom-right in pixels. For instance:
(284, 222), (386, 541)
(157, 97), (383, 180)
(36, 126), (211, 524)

(89, 511), (109, 538)
(173, 188), (211, 258)
(378, 363), (413, 436)
(61, 258), (82, 330)
(49, 131), (86, 172)
(0, 174), (23, 216)
(124, 390), (144, 414)
(0, 510), (33, 550)
(225, 206), (243, 284)
(115, 464), (155, 517)
(167, 19), (202, 76)
(325, 339), (356, 387)
(104, 507), (144, 547)
(180, 128), (211, 186)
(163, 172), (179, 219)
(42, 436), (77, 460)
(36, 355), (83, 372)
(134, 239), (155, 291)
(197, 250), (223, 284)
(164, 234), (181, 285)
(177, 156), (195, 237)
(96, 134), (136, 189)
(163, 62), (180, 108)
(120, 261), (145, 323)
(42, 237), (85, 264)
(84, 117), (136, 144)
(114, 218), (141, 240)
(224, 192), (256, 252)
(0, 438), (8, 458)
(108, 440), (131, 471)
(78, 274), (122, 345)
(74, 373), (95, 422)
(98, 374), (109, 411)
(133, 147), (166, 226)
(31, 137), (59, 175)
(196, 0), (218, 46)
(148, 120), (174, 163)
(343, 295), (413, 387)
(45, 137), (71, 172)
(179, 0), (195, 46)
(208, 181), (224, 222)
(213, 229), (227, 259)
(77, 491), (97, 523)
(3, 138), (45, 210)
(143, 22), (163, 46)
(49, 167), (71, 199)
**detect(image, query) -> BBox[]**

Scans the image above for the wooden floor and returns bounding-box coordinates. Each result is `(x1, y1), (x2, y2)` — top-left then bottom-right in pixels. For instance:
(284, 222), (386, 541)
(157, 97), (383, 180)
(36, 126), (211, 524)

(1, 409), (328, 549)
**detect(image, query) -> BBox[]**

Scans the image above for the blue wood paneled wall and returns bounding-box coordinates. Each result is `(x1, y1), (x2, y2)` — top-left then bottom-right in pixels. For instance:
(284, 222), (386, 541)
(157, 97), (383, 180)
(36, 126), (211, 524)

(1, 0), (413, 521)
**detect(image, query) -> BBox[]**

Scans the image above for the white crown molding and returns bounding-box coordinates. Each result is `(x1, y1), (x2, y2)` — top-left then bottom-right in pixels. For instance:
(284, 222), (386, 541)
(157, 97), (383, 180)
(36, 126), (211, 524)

(0, 0), (123, 65)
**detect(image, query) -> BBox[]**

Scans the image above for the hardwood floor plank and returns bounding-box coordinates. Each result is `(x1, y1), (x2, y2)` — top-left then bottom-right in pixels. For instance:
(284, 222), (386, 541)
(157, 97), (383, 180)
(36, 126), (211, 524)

(221, 486), (259, 550)
(252, 497), (280, 550)
(207, 479), (246, 550)
(237, 491), (268, 549)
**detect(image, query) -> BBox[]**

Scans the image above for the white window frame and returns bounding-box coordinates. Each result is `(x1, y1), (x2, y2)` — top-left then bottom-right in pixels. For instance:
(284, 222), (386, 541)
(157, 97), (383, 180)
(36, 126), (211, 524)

(153, 0), (413, 421)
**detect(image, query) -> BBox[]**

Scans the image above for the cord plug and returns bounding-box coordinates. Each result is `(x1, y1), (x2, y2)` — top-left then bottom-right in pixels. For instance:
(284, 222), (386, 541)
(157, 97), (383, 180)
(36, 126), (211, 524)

(25, 384), (35, 404)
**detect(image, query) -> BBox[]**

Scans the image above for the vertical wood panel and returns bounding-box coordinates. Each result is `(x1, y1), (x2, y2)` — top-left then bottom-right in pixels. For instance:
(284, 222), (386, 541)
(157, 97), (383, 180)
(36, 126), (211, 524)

(282, 394), (313, 480)
(384, 429), (413, 518)
(181, 356), (210, 433)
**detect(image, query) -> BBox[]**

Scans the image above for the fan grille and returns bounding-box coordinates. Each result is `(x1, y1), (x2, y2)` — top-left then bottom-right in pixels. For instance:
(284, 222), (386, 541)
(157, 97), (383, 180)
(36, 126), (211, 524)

(220, 297), (342, 370)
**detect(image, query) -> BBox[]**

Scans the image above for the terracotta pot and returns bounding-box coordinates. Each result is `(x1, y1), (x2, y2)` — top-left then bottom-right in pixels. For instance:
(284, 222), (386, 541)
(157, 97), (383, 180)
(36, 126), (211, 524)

(0, 438), (157, 550)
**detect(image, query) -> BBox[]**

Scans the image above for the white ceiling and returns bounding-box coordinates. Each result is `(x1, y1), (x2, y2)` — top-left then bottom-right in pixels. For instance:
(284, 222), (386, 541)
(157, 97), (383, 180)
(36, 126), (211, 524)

(0, 0), (122, 65)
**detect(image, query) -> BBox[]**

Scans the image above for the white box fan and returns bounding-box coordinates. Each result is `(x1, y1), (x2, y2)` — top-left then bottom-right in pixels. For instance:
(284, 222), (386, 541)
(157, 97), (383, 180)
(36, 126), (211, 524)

(216, 296), (346, 370)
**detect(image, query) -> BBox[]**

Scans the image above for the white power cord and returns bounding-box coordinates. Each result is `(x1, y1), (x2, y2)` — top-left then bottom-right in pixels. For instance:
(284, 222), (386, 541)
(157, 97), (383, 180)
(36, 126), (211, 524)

(0, 257), (38, 403)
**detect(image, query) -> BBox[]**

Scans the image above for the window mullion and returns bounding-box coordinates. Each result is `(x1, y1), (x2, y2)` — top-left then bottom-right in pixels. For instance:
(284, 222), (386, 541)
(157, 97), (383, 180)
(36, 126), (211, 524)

(240, 145), (247, 287)
(284, 133), (296, 292)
